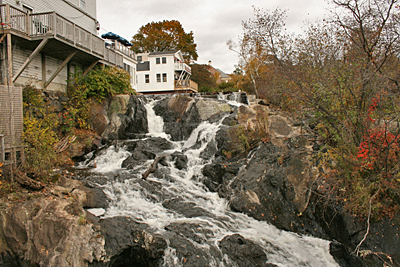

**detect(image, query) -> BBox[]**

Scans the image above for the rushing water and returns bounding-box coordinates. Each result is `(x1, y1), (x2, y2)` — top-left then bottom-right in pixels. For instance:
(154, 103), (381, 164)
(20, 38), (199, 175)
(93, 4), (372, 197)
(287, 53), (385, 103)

(86, 96), (339, 267)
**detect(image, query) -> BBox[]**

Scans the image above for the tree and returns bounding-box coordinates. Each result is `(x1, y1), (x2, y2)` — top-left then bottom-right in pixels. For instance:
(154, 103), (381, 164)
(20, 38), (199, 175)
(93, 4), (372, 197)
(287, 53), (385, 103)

(131, 20), (198, 63)
(236, 2), (400, 220)
(190, 64), (217, 92)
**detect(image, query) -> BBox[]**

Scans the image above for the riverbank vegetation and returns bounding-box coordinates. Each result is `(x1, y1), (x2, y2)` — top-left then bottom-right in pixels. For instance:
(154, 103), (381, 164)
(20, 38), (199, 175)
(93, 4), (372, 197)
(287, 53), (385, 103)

(0, 66), (133, 196)
(231, 0), (400, 219)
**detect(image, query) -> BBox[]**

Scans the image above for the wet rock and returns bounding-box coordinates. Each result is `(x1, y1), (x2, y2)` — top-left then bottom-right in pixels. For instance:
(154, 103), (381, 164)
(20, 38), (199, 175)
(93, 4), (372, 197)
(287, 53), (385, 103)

(58, 177), (108, 209)
(329, 241), (364, 267)
(164, 222), (214, 244)
(195, 99), (232, 122)
(163, 231), (212, 266)
(153, 95), (199, 141)
(162, 198), (213, 218)
(219, 234), (272, 267)
(117, 95), (148, 139)
(153, 95), (233, 141)
(92, 216), (167, 267)
(0, 195), (106, 267)
(170, 152), (188, 170)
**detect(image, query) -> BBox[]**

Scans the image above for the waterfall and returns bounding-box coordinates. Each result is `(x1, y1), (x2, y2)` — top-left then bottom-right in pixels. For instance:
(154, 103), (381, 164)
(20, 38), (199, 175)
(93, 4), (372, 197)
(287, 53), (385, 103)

(145, 100), (171, 139)
(87, 96), (339, 267)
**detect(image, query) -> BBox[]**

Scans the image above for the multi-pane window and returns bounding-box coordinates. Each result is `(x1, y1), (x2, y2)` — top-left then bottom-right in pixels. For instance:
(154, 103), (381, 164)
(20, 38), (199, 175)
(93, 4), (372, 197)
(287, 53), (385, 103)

(162, 73), (167, 82)
(137, 56), (142, 62)
(145, 74), (149, 83)
(156, 58), (161, 64)
(80, 0), (86, 9)
(162, 57), (167, 64)
(156, 73), (161, 82)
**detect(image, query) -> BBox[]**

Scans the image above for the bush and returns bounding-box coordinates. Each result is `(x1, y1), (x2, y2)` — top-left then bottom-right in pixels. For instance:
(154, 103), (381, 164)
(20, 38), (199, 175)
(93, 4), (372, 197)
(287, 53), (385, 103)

(72, 66), (135, 102)
(22, 86), (61, 180)
(227, 109), (270, 157)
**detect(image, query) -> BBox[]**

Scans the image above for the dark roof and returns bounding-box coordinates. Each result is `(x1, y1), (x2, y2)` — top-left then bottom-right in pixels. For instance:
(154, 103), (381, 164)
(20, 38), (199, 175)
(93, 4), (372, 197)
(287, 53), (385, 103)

(216, 68), (230, 78)
(137, 61), (150, 71)
(149, 51), (177, 56)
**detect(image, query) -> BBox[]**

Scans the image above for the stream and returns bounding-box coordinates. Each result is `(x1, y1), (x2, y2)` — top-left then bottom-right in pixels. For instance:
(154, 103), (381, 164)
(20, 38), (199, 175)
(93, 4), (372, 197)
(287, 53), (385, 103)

(83, 96), (340, 267)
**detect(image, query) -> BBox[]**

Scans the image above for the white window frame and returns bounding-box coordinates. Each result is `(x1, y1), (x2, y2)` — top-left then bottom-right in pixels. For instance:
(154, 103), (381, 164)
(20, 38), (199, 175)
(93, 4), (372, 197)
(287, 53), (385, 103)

(80, 0), (86, 9)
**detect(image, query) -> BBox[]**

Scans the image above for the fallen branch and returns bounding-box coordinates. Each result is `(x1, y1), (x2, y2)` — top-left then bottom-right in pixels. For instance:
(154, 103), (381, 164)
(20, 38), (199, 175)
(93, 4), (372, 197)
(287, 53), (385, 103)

(142, 155), (167, 180)
(353, 187), (380, 256)
(14, 173), (45, 190)
(53, 135), (76, 153)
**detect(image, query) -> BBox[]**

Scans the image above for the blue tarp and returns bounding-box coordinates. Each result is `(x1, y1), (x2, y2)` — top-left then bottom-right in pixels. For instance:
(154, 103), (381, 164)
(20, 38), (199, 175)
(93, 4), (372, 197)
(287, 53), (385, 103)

(101, 32), (132, 47)
(101, 32), (120, 40)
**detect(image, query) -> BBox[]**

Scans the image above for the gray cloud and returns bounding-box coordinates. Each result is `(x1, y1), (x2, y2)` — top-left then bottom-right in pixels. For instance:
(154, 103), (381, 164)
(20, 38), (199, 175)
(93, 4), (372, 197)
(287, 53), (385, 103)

(97, 0), (330, 73)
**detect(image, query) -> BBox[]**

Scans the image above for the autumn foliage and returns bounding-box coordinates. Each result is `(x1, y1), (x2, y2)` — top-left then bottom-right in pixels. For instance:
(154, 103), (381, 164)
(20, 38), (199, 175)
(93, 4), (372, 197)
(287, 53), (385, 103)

(131, 20), (198, 64)
(234, 0), (400, 218)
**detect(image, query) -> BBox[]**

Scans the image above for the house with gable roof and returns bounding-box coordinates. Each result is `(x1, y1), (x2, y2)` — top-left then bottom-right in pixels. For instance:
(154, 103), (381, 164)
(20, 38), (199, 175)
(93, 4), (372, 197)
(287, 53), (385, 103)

(0, 0), (137, 91)
(136, 50), (197, 94)
(0, 0), (137, 166)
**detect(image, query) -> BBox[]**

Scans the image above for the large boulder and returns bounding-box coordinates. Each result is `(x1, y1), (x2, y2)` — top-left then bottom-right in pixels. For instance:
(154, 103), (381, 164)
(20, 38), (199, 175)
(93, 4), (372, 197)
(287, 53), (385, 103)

(153, 95), (233, 141)
(90, 216), (167, 267)
(0, 193), (106, 267)
(219, 234), (275, 267)
(92, 95), (148, 140)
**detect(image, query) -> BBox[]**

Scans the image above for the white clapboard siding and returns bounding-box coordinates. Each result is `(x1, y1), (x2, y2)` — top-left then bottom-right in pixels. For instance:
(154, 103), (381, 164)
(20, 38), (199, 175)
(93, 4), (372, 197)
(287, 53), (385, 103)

(3, 0), (97, 34)
(12, 46), (42, 81)
(12, 46), (69, 86)
(45, 55), (68, 85)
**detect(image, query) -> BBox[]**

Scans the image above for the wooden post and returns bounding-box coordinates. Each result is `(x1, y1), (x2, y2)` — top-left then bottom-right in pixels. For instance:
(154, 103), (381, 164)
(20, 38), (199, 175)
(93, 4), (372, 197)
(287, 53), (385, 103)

(44, 51), (77, 88)
(26, 11), (30, 35)
(13, 37), (49, 83)
(52, 12), (56, 34)
(42, 53), (46, 84)
(0, 135), (4, 163)
(7, 33), (12, 87)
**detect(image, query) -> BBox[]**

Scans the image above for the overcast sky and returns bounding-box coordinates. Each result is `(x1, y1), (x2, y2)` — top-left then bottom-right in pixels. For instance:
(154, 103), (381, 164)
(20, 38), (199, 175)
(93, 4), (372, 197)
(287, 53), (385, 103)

(96, 0), (331, 74)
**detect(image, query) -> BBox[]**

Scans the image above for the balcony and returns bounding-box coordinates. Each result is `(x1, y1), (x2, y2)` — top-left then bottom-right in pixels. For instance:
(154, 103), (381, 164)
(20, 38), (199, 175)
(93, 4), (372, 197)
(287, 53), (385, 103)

(175, 80), (198, 92)
(0, 4), (129, 68)
(175, 62), (191, 75)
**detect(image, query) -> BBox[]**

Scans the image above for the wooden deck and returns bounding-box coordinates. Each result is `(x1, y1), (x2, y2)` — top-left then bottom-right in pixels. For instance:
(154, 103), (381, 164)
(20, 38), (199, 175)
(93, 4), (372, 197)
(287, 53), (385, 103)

(0, 4), (129, 67)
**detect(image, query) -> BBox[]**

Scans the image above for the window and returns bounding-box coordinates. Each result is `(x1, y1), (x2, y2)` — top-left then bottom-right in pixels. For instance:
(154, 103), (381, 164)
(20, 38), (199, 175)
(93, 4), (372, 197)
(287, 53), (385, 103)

(23, 5), (33, 14)
(156, 73), (161, 82)
(162, 73), (167, 82)
(80, 0), (86, 9)
(162, 57), (167, 64)
(156, 58), (160, 64)
(137, 55), (142, 62)
(123, 63), (131, 73)
(145, 74), (149, 83)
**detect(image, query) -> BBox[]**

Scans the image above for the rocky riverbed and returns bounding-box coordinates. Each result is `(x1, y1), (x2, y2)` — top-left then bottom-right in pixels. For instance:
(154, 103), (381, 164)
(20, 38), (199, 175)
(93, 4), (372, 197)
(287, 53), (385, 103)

(1, 93), (399, 266)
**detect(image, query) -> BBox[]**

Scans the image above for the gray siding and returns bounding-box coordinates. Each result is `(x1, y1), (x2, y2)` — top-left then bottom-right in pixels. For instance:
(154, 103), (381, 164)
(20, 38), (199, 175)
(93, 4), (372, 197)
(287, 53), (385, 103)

(3, 0), (97, 34)
(12, 46), (69, 86)
(12, 46), (43, 80)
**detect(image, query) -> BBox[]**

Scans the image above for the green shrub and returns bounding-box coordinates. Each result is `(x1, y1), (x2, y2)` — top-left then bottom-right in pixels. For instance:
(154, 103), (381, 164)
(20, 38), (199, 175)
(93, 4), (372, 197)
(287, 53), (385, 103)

(22, 86), (61, 180)
(72, 66), (135, 102)
(228, 109), (270, 156)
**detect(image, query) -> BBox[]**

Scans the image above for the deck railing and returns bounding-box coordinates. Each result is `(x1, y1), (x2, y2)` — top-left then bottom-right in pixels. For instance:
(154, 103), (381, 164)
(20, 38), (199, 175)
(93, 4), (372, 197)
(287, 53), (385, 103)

(175, 62), (192, 75)
(175, 80), (198, 92)
(30, 12), (54, 36)
(0, 4), (131, 67)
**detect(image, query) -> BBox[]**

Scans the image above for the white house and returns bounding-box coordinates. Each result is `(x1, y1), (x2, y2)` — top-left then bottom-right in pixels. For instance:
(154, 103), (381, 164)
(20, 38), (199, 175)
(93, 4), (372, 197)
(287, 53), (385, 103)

(0, 0), (137, 91)
(136, 51), (197, 94)
(0, 0), (136, 166)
